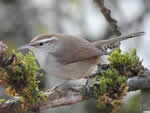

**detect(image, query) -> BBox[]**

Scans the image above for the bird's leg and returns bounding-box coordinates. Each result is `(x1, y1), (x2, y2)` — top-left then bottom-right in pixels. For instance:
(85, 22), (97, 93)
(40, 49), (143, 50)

(51, 80), (68, 91)
(51, 79), (87, 92)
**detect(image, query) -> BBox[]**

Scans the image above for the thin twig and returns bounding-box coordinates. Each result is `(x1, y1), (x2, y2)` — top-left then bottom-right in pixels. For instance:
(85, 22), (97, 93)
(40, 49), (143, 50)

(94, 0), (121, 36)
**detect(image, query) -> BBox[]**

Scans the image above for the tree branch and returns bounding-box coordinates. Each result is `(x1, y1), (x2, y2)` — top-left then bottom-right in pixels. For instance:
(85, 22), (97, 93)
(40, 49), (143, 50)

(0, 69), (150, 113)
(127, 69), (150, 91)
(0, 84), (84, 113)
(94, 0), (121, 36)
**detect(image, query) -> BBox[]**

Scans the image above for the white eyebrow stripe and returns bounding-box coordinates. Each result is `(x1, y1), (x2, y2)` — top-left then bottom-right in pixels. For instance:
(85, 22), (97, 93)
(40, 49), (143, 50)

(36, 37), (58, 43)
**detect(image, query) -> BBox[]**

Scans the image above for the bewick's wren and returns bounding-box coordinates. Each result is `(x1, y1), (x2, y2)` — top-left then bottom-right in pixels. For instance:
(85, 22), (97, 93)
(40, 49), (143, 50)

(18, 32), (144, 80)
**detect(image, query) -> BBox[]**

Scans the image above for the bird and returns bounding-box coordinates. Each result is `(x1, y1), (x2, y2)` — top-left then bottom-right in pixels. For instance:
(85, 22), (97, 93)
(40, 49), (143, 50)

(18, 32), (144, 80)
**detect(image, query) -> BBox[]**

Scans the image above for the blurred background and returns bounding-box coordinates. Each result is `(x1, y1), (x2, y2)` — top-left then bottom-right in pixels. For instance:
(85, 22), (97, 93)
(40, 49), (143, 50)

(0, 0), (150, 113)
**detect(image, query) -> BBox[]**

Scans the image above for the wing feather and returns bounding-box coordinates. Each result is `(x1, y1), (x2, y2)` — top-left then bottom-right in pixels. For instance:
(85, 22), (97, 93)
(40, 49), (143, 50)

(52, 34), (103, 64)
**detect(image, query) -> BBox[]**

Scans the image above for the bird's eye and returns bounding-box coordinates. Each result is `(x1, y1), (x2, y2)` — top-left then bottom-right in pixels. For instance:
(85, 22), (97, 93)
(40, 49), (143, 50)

(39, 42), (44, 46)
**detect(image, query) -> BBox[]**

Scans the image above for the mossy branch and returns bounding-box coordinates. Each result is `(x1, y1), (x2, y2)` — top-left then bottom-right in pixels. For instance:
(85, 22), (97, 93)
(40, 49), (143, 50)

(0, 41), (47, 112)
(0, 41), (149, 113)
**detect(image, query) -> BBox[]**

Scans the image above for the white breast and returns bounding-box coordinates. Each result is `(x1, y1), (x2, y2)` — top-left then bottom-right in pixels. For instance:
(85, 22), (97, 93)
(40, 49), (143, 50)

(33, 48), (99, 80)
(44, 54), (100, 80)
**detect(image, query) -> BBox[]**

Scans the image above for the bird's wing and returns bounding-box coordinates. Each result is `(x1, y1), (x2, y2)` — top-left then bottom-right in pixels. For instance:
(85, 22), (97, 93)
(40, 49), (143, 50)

(52, 35), (103, 64)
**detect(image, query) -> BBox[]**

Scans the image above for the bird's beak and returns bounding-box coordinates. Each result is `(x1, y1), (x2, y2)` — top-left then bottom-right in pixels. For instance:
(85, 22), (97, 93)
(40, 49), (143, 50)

(17, 44), (33, 51)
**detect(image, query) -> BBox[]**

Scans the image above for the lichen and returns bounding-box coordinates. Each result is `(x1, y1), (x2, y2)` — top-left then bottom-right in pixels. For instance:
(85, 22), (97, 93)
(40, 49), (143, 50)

(93, 48), (144, 113)
(0, 50), (47, 111)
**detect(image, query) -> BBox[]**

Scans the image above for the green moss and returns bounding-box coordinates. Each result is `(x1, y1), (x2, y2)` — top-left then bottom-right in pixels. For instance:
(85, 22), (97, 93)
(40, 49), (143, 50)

(107, 48), (144, 77)
(15, 52), (47, 110)
(0, 99), (6, 103)
(93, 48), (144, 113)
(0, 51), (47, 111)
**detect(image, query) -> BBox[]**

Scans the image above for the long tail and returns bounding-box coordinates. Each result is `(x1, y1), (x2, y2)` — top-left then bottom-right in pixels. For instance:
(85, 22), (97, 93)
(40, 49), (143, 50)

(114, 32), (145, 41)
(93, 32), (145, 49)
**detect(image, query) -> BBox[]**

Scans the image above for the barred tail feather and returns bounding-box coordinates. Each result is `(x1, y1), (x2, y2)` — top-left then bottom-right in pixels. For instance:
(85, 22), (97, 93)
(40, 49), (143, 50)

(116, 32), (145, 41)
(93, 32), (145, 49)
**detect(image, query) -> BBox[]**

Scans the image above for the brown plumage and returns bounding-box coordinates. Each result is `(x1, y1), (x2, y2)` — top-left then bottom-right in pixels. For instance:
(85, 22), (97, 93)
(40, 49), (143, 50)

(30, 33), (104, 64)
(22, 32), (144, 79)
(30, 32), (144, 65)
